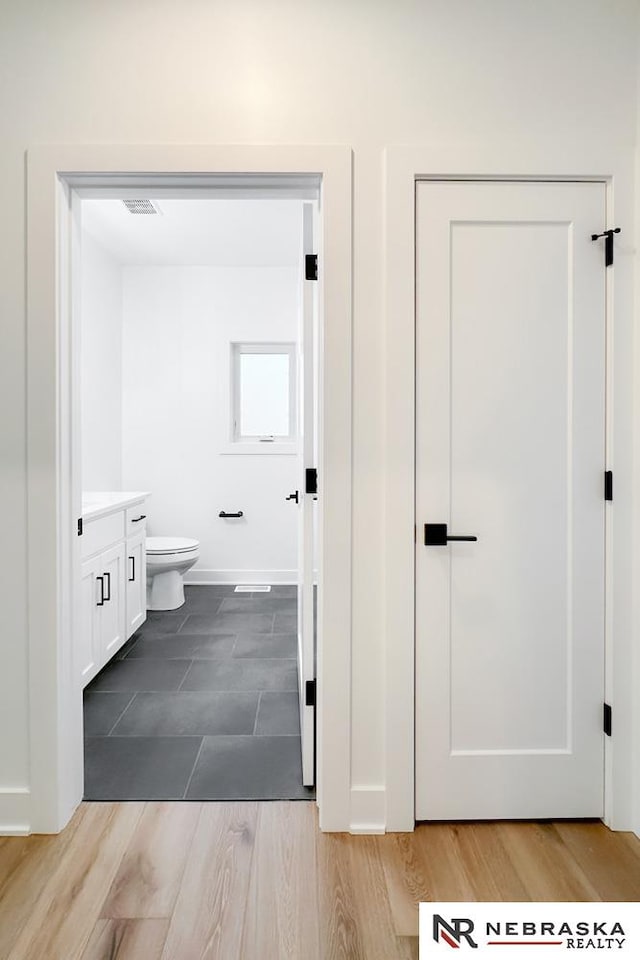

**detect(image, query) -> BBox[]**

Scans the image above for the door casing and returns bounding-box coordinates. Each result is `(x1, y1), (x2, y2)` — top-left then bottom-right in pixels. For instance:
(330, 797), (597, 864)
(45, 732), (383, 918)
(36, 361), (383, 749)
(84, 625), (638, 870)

(25, 145), (353, 834)
(384, 144), (637, 834)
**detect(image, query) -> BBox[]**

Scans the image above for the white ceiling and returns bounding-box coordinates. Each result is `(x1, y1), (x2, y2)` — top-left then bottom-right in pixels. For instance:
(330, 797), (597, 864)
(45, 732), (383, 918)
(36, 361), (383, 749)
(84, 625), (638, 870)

(81, 198), (303, 267)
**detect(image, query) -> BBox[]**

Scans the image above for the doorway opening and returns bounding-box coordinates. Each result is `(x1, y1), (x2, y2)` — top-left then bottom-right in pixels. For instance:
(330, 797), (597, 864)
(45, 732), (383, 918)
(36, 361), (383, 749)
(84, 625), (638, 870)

(26, 146), (352, 835)
(74, 182), (320, 802)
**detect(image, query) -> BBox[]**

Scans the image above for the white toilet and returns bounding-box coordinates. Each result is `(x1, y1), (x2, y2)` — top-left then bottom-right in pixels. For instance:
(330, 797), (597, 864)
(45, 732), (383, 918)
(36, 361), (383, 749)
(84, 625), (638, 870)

(146, 536), (200, 611)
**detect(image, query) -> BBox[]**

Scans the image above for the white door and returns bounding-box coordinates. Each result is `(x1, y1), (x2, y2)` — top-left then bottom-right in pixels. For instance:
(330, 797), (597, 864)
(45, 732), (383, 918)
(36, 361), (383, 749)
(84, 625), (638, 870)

(297, 201), (318, 786)
(99, 542), (127, 661)
(126, 531), (146, 638)
(415, 180), (606, 820)
(79, 555), (102, 685)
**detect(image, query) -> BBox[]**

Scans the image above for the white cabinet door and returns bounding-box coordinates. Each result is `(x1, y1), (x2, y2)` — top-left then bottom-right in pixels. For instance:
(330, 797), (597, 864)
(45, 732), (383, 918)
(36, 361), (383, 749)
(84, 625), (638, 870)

(98, 542), (127, 662)
(126, 530), (147, 638)
(415, 180), (606, 820)
(80, 555), (103, 686)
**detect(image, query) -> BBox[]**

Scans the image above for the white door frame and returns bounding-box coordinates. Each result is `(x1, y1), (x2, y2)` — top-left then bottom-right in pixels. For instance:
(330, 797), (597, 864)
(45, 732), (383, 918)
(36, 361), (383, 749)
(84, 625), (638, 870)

(384, 144), (637, 833)
(25, 144), (353, 834)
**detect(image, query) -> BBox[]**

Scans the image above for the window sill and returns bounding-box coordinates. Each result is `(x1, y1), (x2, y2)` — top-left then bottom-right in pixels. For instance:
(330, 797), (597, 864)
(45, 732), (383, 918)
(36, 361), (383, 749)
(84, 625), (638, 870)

(220, 442), (298, 456)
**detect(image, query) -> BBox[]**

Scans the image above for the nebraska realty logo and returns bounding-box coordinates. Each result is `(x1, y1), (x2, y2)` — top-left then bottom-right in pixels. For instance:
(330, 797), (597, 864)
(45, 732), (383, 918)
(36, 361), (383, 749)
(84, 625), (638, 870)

(420, 903), (639, 958)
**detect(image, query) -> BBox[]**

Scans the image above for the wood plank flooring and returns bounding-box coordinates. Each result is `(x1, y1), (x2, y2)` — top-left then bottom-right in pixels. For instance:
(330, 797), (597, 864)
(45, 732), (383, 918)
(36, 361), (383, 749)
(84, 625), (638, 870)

(1, 802), (639, 960)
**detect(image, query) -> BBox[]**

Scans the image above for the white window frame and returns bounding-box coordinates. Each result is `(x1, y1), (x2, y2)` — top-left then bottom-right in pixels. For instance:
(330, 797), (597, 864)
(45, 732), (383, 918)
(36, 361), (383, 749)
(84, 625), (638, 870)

(229, 341), (297, 454)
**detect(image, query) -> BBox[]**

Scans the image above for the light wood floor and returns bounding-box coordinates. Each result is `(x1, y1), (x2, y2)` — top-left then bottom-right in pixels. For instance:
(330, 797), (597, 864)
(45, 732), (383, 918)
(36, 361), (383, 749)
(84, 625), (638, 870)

(1, 803), (640, 960)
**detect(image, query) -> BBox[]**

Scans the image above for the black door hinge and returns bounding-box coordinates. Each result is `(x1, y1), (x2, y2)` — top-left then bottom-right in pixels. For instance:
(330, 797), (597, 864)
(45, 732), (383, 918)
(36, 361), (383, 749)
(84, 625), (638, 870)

(77, 518), (83, 536)
(305, 467), (318, 495)
(604, 470), (613, 502)
(603, 702), (612, 737)
(305, 679), (316, 707)
(305, 254), (318, 281)
(591, 228), (621, 268)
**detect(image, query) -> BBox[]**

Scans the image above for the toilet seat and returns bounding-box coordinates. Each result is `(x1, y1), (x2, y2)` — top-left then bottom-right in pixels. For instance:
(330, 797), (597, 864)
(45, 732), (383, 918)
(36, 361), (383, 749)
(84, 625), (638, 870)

(146, 536), (200, 556)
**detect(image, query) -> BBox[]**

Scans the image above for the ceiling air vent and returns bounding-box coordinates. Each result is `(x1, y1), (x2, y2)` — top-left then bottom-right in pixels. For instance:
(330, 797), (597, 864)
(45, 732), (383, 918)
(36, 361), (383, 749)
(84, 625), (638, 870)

(122, 199), (162, 215)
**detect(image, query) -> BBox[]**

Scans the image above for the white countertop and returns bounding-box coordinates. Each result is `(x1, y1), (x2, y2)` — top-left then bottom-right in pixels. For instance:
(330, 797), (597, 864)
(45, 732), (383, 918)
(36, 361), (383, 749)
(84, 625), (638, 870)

(82, 491), (150, 522)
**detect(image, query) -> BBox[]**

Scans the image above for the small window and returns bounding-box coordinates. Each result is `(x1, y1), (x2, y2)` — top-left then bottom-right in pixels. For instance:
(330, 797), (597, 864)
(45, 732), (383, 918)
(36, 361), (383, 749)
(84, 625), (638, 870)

(231, 343), (296, 443)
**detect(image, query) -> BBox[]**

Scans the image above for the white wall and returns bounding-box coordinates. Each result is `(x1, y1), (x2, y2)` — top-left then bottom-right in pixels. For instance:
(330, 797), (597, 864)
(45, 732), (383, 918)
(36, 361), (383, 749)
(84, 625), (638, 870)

(1, 0), (639, 828)
(121, 266), (299, 580)
(80, 231), (123, 490)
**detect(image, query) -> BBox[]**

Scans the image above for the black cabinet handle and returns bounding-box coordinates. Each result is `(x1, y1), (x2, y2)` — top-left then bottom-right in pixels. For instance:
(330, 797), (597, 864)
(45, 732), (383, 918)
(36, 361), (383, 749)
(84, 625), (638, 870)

(286, 491), (299, 504)
(129, 556), (135, 582)
(103, 571), (111, 601)
(424, 523), (478, 546)
(96, 575), (105, 606)
(219, 511), (244, 518)
(131, 515), (146, 523)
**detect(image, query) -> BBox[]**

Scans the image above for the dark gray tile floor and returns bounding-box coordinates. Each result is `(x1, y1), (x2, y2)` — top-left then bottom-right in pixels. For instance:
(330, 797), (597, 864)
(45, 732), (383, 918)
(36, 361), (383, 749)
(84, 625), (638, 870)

(83, 585), (313, 801)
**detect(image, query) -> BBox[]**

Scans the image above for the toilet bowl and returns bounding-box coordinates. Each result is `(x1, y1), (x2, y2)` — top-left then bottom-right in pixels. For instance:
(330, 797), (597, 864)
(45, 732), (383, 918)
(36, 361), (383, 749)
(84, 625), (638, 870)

(146, 536), (200, 611)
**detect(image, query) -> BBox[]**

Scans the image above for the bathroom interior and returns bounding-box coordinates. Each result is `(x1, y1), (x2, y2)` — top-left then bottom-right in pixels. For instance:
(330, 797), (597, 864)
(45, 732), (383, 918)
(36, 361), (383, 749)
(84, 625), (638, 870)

(78, 192), (318, 801)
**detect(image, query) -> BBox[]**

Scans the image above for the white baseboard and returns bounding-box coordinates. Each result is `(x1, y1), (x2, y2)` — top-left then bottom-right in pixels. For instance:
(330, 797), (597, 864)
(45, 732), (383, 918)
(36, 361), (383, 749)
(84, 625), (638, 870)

(0, 788), (31, 835)
(349, 785), (387, 834)
(185, 568), (297, 585)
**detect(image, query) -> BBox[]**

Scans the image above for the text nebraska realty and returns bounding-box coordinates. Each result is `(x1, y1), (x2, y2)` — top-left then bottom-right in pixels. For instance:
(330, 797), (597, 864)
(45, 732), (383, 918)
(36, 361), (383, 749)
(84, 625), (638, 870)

(485, 921), (625, 949)
(435, 915), (627, 950)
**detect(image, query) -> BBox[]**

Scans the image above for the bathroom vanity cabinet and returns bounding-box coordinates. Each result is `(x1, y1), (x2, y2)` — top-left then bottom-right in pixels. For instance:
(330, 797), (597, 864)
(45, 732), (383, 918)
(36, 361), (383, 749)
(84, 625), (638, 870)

(80, 493), (149, 687)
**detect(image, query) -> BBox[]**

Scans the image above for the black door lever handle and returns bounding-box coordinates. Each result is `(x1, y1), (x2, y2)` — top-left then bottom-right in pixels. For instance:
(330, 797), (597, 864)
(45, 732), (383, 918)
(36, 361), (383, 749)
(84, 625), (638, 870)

(286, 491), (300, 504)
(424, 523), (478, 546)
